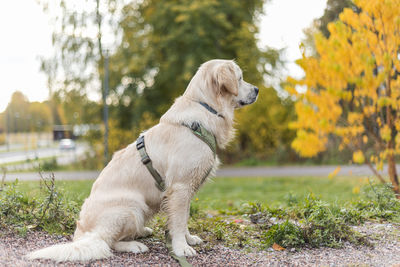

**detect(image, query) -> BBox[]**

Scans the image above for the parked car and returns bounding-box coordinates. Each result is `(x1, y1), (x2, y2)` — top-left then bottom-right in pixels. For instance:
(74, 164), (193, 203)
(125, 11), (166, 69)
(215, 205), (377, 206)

(59, 139), (76, 150)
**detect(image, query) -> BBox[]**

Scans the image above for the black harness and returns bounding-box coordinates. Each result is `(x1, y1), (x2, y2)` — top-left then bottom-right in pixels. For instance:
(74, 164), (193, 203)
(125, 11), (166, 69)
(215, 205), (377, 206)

(136, 102), (220, 192)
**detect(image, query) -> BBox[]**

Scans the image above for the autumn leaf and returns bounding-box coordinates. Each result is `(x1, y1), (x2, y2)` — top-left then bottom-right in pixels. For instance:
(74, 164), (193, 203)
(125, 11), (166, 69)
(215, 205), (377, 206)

(272, 243), (285, 251)
(328, 166), (341, 180)
(353, 150), (365, 164)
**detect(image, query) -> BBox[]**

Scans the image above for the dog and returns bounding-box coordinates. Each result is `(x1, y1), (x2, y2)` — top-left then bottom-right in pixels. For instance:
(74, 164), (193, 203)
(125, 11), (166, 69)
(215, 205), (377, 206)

(27, 59), (259, 262)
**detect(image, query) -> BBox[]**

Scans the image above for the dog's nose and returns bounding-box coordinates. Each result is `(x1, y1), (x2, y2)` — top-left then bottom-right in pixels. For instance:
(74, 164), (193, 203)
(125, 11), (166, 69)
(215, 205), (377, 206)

(254, 87), (259, 94)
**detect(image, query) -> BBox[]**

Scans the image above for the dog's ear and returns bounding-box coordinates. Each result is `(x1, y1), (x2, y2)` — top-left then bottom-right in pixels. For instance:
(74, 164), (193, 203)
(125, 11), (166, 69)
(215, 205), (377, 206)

(215, 62), (238, 96)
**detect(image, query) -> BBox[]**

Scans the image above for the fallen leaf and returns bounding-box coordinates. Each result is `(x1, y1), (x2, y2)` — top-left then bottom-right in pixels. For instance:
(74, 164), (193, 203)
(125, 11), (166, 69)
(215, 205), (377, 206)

(272, 243), (285, 251)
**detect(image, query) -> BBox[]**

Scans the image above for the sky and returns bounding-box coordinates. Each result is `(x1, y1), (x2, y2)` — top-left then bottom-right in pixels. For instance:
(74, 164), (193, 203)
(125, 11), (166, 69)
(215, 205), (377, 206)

(0, 0), (327, 113)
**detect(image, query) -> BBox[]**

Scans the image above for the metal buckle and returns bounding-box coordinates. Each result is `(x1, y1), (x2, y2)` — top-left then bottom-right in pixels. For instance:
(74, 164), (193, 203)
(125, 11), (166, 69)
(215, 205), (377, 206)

(141, 155), (151, 164)
(191, 122), (200, 132)
(136, 136), (145, 149)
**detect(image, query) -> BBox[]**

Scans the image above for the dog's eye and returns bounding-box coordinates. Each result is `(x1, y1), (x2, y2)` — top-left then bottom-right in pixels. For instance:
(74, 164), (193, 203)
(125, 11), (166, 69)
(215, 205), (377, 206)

(239, 76), (242, 81)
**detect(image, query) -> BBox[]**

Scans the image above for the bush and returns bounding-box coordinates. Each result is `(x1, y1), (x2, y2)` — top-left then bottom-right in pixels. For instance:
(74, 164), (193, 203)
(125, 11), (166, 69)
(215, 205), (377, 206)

(298, 195), (361, 247)
(263, 220), (304, 248)
(0, 173), (79, 235)
(40, 157), (58, 171)
(260, 194), (366, 249)
(355, 182), (400, 222)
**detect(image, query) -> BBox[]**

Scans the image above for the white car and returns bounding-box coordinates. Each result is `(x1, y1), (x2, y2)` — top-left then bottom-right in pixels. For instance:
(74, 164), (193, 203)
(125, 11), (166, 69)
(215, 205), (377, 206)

(59, 139), (76, 150)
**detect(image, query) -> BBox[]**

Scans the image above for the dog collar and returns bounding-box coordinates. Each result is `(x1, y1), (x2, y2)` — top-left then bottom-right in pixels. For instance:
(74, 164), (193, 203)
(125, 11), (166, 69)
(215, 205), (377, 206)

(198, 102), (224, 119)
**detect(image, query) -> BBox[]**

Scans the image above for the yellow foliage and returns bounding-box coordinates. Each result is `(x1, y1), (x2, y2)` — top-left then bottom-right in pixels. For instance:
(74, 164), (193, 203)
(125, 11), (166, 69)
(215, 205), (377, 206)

(291, 130), (326, 157)
(353, 150), (365, 164)
(288, 0), (400, 164)
(380, 125), (392, 142)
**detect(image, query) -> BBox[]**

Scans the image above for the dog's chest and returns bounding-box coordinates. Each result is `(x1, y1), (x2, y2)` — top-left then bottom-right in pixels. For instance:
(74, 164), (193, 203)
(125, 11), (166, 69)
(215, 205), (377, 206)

(191, 156), (219, 193)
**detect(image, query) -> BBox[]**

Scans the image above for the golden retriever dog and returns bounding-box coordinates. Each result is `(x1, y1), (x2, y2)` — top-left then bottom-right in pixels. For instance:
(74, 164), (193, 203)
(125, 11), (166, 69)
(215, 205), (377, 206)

(27, 59), (258, 262)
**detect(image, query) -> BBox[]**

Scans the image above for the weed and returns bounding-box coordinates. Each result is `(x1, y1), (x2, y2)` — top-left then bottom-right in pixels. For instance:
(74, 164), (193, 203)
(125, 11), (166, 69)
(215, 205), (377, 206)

(355, 182), (400, 222)
(263, 220), (304, 248)
(213, 222), (226, 240)
(40, 158), (58, 171)
(0, 173), (79, 235)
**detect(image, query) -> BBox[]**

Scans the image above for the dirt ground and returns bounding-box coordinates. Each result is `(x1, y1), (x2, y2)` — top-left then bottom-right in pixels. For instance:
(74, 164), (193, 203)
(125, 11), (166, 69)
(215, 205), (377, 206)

(1, 222), (400, 266)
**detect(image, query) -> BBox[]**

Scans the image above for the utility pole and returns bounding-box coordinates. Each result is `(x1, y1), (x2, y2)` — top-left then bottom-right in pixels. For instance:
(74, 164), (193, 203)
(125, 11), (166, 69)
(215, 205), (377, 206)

(103, 49), (109, 166)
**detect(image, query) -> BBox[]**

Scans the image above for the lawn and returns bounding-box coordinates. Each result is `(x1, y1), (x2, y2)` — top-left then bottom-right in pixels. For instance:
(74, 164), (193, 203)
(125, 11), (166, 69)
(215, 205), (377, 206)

(15, 175), (365, 210)
(2, 174), (398, 250)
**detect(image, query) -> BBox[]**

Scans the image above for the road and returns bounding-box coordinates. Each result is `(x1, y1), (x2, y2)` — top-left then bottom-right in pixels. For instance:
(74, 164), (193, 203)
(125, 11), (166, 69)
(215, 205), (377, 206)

(0, 144), (88, 165)
(1, 164), (390, 182)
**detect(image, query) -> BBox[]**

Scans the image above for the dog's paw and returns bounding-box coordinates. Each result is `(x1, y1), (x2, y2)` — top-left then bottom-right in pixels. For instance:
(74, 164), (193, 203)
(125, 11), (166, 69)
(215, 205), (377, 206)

(186, 234), (203, 246)
(173, 243), (197, 257)
(113, 241), (149, 253)
(141, 227), (153, 238)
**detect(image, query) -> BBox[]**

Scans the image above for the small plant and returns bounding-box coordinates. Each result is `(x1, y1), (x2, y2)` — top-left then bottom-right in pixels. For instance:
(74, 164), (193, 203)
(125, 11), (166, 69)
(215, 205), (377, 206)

(213, 222), (226, 240)
(40, 157), (58, 171)
(355, 181), (400, 222)
(190, 202), (200, 217)
(263, 220), (304, 248)
(0, 172), (79, 235)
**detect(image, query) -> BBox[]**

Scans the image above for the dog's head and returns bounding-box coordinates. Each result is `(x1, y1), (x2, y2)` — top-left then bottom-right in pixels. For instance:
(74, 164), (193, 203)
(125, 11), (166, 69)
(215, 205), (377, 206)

(185, 59), (259, 111)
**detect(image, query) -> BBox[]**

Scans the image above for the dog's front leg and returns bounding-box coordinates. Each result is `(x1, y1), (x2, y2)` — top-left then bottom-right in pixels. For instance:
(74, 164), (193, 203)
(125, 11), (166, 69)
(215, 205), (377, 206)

(165, 183), (197, 257)
(185, 204), (203, 245)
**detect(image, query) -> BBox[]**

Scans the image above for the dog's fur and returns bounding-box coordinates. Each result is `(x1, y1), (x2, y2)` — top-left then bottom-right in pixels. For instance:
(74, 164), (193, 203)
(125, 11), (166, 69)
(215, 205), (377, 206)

(27, 59), (258, 262)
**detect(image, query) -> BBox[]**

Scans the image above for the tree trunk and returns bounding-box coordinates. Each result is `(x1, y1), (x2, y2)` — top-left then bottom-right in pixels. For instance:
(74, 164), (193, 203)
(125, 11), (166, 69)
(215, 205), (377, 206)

(387, 154), (400, 198)
(386, 76), (400, 198)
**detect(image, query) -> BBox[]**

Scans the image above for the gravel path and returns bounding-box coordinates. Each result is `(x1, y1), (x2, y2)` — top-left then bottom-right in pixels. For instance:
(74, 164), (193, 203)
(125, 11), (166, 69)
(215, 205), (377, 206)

(1, 222), (399, 266)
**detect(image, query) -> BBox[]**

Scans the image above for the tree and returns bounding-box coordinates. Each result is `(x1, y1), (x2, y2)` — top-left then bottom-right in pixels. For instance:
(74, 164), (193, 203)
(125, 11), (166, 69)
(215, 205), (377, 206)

(109, 0), (280, 127)
(287, 0), (400, 196)
(40, 0), (293, 162)
(108, 0), (293, 161)
(318, 0), (355, 38)
(5, 91), (30, 132)
(38, 0), (119, 133)
(302, 0), (355, 57)
(28, 102), (52, 132)
(38, 0), (118, 93)
(2, 92), (53, 133)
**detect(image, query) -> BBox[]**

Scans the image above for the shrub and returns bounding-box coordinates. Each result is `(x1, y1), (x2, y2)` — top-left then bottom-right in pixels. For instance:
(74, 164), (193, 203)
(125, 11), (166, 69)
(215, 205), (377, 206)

(263, 220), (304, 248)
(256, 194), (369, 249)
(0, 173), (79, 235)
(355, 182), (400, 222)
(40, 157), (58, 171)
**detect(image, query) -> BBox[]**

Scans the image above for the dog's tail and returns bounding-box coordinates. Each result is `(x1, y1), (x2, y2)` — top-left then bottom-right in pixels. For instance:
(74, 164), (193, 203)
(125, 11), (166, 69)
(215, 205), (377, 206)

(26, 232), (112, 262)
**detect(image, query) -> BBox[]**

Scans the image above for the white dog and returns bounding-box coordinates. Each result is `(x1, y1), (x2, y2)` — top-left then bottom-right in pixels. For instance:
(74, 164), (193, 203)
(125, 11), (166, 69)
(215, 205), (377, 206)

(27, 59), (259, 262)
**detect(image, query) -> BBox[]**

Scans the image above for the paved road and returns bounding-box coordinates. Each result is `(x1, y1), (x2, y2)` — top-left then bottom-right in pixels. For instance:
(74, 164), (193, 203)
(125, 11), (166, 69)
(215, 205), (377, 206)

(0, 144), (88, 165)
(2, 164), (390, 182)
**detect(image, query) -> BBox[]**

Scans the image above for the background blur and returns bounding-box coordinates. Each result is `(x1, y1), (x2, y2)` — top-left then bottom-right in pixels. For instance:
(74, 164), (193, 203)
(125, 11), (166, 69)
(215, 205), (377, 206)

(0, 0), (354, 171)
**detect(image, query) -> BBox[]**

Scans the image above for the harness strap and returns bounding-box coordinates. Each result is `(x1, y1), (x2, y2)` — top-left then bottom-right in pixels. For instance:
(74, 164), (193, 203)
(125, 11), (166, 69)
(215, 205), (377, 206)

(136, 135), (166, 192)
(136, 123), (216, 192)
(184, 122), (216, 158)
(165, 230), (193, 267)
(136, 124), (216, 267)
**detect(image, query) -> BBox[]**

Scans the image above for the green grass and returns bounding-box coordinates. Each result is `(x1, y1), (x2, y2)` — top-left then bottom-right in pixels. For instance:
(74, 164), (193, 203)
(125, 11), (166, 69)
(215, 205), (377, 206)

(16, 179), (93, 204)
(2, 175), (399, 250)
(14, 176), (363, 210)
(195, 176), (362, 211)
